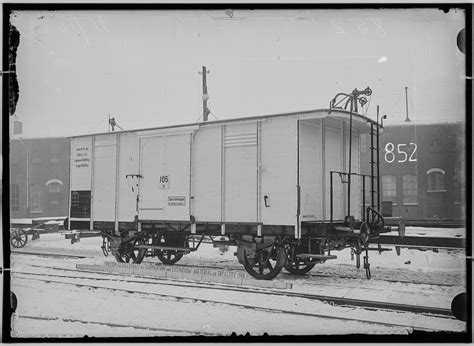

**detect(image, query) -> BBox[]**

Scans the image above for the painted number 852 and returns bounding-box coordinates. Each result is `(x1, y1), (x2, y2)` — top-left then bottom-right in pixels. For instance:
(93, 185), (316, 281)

(384, 142), (417, 163)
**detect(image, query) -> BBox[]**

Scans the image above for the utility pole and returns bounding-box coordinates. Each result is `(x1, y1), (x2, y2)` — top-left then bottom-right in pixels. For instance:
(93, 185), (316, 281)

(404, 86), (411, 122)
(199, 66), (210, 122)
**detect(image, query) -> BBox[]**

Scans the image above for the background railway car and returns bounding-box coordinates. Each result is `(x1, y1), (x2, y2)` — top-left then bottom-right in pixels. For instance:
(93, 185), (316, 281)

(66, 104), (392, 280)
(360, 122), (465, 221)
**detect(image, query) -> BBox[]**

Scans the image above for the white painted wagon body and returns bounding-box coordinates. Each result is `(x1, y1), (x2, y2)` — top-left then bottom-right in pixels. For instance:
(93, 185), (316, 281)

(68, 109), (369, 239)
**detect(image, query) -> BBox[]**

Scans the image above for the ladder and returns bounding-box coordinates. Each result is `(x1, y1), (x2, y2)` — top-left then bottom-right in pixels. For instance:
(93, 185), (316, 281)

(369, 121), (380, 212)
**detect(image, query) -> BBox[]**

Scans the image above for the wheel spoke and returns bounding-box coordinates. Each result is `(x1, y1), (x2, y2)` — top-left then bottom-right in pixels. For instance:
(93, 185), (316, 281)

(266, 260), (274, 271)
(258, 261), (264, 274)
(241, 243), (284, 280)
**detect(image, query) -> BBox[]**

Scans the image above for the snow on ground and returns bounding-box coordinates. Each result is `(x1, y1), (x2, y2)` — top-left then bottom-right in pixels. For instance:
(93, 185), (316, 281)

(10, 258), (464, 337)
(8, 227), (468, 337)
(11, 269), (418, 337)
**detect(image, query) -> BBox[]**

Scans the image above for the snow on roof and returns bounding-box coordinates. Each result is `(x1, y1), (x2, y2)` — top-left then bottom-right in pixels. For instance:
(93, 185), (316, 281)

(68, 108), (373, 139)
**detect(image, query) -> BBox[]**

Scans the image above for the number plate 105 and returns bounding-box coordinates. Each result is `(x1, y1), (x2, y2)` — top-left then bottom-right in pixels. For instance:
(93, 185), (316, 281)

(159, 175), (170, 189)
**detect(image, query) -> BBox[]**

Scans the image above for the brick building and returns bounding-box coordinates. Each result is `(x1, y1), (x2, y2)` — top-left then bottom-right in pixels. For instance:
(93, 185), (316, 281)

(360, 122), (465, 220)
(10, 137), (70, 218)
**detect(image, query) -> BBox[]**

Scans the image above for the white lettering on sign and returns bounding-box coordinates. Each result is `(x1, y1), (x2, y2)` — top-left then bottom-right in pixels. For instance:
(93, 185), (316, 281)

(168, 196), (186, 206)
(384, 142), (417, 163)
(73, 146), (91, 168)
(159, 175), (170, 189)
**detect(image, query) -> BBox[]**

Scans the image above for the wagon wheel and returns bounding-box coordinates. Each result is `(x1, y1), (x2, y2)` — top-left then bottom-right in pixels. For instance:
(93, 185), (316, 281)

(115, 241), (146, 264)
(284, 244), (319, 275)
(155, 233), (187, 265)
(156, 250), (184, 265)
(240, 243), (286, 280)
(10, 229), (28, 248)
(284, 258), (316, 275)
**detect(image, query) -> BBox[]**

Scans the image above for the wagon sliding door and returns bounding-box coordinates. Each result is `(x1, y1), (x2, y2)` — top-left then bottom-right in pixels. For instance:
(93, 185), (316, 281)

(138, 129), (195, 222)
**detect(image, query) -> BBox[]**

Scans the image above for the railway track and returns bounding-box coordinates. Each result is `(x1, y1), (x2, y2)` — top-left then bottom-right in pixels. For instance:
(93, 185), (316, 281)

(14, 314), (214, 336)
(11, 250), (87, 259)
(13, 274), (458, 333)
(173, 261), (463, 287)
(11, 250), (463, 287)
(12, 264), (457, 321)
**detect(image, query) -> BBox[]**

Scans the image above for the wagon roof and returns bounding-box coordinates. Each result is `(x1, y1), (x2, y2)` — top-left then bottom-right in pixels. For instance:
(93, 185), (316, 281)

(67, 108), (374, 139)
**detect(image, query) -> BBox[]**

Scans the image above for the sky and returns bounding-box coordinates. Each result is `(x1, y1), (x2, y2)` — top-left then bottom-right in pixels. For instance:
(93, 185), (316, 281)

(9, 8), (466, 138)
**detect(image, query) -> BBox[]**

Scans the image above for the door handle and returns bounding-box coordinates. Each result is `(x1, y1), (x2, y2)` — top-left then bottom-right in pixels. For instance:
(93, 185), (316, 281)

(264, 195), (270, 208)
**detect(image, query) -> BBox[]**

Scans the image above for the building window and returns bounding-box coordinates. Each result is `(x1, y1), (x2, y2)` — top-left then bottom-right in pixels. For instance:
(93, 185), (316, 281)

(70, 190), (91, 218)
(427, 168), (446, 192)
(48, 182), (61, 193)
(30, 184), (43, 212)
(382, 175), (397, 204)
(403, 174), (418, 205)
(11, 184), (20, 212)
(71, 191), (80, 207)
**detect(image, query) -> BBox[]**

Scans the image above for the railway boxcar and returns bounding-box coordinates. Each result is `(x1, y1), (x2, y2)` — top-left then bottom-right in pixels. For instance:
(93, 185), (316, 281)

(67, 89), (400, 279)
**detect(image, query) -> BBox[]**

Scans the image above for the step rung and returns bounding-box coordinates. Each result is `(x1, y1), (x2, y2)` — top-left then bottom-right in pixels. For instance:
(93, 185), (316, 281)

(136, 245), (191, 253)
(297, 254), (337, 260)
(333, 226), (353, 232)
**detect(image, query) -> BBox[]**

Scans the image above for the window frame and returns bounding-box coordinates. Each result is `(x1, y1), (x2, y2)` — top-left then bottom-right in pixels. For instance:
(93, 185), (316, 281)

(381, 175), (398, 205)
(402, 174), (418, 205)
(11, 184), (20, 213)
(30, 184), (43, 213)
(71, 191), (80, 207)
(427, 168), (446, 193)
(48, 182), (61, 193)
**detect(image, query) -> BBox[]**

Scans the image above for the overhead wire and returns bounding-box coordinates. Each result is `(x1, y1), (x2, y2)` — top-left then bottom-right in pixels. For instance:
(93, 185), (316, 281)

(194, 113), (203, 123)
(209, 111), (220, 120)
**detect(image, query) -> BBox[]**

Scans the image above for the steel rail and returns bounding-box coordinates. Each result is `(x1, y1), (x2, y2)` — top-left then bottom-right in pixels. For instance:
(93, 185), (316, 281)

(13, 266), (455, 318)
(11, 250), (88, 259)
(12, 272), (458, 333)
(15, 314), (214, 336)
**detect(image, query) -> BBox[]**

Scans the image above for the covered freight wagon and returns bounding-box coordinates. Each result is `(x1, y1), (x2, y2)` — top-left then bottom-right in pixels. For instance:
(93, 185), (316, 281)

(68, 98), (393, 279)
